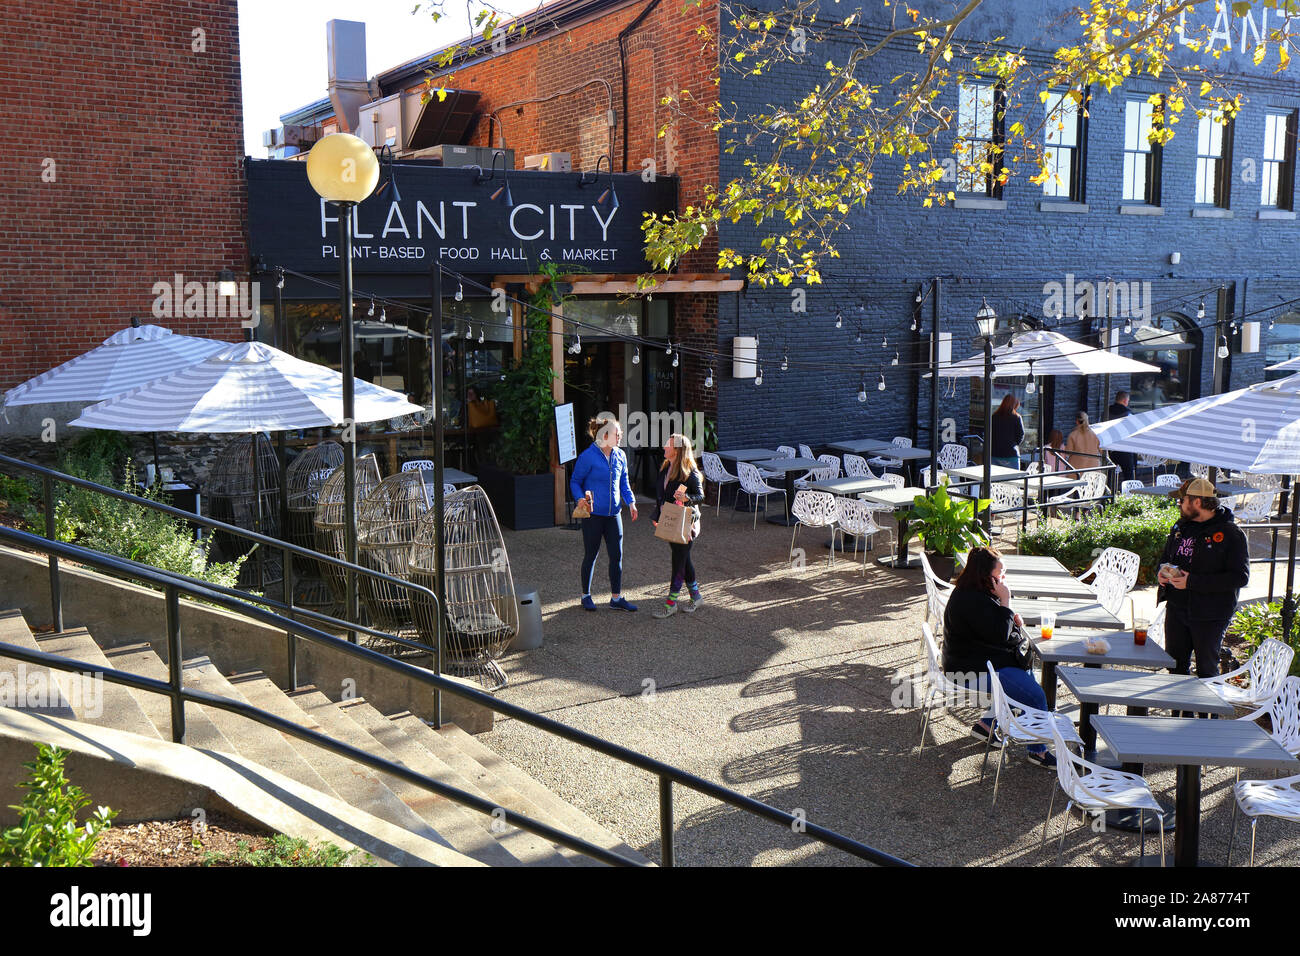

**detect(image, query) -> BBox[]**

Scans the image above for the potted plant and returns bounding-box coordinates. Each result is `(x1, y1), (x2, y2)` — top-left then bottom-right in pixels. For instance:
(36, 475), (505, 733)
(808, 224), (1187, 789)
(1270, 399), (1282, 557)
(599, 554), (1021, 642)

(478, 265), (560, 530)
(902, 478), (990, 581)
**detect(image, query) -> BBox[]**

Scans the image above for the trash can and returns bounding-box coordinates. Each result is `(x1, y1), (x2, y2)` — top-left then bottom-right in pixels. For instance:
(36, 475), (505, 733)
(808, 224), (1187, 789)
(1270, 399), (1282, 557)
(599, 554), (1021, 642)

(512, 591), (544, 650)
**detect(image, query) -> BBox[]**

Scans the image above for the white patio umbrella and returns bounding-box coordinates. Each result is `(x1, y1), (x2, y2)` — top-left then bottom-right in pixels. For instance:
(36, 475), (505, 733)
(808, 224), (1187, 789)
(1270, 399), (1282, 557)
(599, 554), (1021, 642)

(3, 324), (229, 407)
(1267, 355), (1300, 373)
(68, 341), (422, 433)
(934, 329), (1161, 378)
(1094, 373), (1300, 638)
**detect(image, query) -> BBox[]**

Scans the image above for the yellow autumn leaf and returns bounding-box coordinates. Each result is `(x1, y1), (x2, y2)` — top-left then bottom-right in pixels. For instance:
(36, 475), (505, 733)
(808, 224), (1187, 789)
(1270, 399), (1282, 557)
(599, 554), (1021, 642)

(1255, 44), (1268, 65)
(1199, 80), (1212, 96)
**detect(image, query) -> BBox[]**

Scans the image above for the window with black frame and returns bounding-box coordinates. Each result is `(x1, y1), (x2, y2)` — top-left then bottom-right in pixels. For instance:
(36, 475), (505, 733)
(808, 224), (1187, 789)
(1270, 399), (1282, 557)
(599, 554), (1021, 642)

(1195, 109), (1234, 208)
(1042, 88), (1088, 202)
(1129, 315), (1199, 412)
(1262, 109), (1297, 211)
(1122, 96), (1163, 205)
(957, 80), (1005, 197)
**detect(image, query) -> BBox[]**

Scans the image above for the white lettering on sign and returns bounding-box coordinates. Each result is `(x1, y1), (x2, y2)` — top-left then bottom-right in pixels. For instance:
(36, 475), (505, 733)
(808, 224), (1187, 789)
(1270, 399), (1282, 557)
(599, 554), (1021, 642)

(592, 205), (618, 242)
(452, 201), (477, 237)
(510, 204), (545, 240)
(352, 205), (373, 239)
(561, 204), (583, 240)
(382, 202), (410, 239)
(416, 201), (446, 240)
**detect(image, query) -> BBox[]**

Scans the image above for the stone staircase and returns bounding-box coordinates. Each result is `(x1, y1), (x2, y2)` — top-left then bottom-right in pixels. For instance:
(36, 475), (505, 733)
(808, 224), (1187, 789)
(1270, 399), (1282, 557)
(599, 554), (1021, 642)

(0, 609), (648, 866)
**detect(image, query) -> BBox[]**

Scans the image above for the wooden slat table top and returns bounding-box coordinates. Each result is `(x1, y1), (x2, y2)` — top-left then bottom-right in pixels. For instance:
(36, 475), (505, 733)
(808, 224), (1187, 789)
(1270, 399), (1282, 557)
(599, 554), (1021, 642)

(1012, 597), (1124, 629)
(1057, 667), (1234, 714)
(1091, 716), (1300, 770)
(806, 476), (892, 495)
(1033, 632), (1175, 669)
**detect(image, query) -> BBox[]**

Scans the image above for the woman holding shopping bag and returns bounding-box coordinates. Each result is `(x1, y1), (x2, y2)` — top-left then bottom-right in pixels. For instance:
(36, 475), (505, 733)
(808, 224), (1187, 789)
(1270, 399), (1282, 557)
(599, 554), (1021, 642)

(650, 433), (706, 619)
(570, 416), (638, 612)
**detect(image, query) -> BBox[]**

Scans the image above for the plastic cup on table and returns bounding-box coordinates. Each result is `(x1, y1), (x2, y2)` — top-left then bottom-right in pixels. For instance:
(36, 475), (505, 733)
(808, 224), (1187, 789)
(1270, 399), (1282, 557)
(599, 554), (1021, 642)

(1040, 611), (1055, 641)
(1133, 618), (1148, 646)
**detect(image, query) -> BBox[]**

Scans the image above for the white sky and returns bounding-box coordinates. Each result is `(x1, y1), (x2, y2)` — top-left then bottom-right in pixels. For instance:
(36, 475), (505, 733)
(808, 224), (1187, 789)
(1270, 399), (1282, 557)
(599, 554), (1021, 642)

(238, 0), (537, 157)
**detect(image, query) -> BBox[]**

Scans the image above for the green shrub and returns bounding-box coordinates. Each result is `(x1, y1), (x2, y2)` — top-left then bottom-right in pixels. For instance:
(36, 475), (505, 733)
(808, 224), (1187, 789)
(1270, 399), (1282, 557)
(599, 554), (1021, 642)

(1019, 496), (1179, 585)
(1, 744), (116, 867)
(204, 834), (369, 867)
(1229, 598), (1300, 676)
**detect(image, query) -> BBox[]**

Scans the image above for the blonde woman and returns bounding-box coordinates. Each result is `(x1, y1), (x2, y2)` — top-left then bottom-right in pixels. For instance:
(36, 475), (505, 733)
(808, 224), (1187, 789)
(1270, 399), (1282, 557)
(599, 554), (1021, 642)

(1063, 410), (1102, 473)
(650, 433), (706, 618)
(570, 416), (638, 611)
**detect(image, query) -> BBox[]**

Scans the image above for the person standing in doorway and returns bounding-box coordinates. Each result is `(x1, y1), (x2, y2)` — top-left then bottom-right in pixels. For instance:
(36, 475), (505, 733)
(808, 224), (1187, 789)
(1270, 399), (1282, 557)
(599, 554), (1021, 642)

(571, 416), (639, 612)
(1107, 390), (1136, 483)
(1156, 478), (1250, 678)
(650, 433), (705, 619)
(989, 394), (1025, 470)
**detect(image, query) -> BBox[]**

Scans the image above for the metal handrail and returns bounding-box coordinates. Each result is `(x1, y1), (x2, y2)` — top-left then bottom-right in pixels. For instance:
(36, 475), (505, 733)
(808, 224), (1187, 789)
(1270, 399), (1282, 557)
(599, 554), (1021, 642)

(0, 452), (442, 709)
(0, 526), (909, 867)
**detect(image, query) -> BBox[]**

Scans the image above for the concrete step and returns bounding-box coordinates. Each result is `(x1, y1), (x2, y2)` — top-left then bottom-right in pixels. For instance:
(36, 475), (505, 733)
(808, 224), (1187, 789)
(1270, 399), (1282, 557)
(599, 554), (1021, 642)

(286, 687), (525, 867)
(32, 627), (161, 739)
(438, 721), (650, 865)
(214, 671), (447, 844)
(0, 610), (74, 718)
(389, 710), (607, 866)
(100, 642), (236, 753)
(335, 696), (571, 866)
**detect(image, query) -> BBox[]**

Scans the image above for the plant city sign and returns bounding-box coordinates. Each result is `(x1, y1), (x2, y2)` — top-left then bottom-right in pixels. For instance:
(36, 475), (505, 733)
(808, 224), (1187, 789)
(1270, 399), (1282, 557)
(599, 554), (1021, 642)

(246, 158), (676, 275)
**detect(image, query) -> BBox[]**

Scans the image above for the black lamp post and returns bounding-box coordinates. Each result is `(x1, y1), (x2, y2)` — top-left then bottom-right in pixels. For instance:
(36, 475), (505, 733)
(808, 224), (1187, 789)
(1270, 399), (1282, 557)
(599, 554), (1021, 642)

(975, 297), (998, 532)
(305, 134), (380, 639)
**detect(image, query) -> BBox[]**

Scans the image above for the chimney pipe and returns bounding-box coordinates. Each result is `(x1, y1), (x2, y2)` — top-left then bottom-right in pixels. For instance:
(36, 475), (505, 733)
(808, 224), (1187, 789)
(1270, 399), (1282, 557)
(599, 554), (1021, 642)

(327, 20), (370, 135)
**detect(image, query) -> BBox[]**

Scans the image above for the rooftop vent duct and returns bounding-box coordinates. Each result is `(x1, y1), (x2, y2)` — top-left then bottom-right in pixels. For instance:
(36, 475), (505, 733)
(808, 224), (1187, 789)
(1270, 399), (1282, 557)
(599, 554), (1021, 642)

(326, 19), (370, 135)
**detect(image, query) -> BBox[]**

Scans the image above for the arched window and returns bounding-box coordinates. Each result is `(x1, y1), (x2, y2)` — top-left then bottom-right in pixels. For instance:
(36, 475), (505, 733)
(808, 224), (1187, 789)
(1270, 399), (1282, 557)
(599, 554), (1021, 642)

(1265, 310), (1300, 380)
(1129, 313), (1201, 413)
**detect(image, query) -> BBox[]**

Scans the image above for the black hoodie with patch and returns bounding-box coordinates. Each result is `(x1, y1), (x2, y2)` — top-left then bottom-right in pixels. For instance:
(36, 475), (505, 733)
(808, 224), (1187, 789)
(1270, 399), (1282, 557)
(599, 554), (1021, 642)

(1156, 505), (1250, 621)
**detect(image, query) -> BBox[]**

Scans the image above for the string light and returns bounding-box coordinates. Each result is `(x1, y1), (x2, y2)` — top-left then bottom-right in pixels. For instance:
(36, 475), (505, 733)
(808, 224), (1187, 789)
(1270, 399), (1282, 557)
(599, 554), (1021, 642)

(379, 305), (387, 323)
(755, 365), (764, 386)
(1025, 360), (1036, 394)
(465, 322), (473, 339)
(478, 327), (485, 344)
(881, 334), (888, 350)
(857, 377), (867, 402)
(910, 316), (919, 332)
(276, 270), (285, 290)
(891, 351), (899, 366)
(915, 289), (922, 304)
(1123, 317), (1132, 334)
(672, 351), (679, 368)
(632, 345), (640, 364)
(368, 299), (375, 317)
(666, 339), (673, 355)
(877, 371), (886, 391)
(705, 367), (714, 388)
(835, 311), (843, 329)
(455, 281), (464, 302)
(855, 327), (863, 345)
(1198, 299), (1206, 319)
(781, 351), (789, 371)
(1217, 335), (1229, 360)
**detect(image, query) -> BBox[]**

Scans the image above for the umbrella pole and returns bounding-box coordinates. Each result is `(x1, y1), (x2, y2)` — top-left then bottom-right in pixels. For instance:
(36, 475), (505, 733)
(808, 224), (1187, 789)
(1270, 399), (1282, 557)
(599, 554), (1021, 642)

(430, 264), (446, 728)
(1284, 474), (1298, 644)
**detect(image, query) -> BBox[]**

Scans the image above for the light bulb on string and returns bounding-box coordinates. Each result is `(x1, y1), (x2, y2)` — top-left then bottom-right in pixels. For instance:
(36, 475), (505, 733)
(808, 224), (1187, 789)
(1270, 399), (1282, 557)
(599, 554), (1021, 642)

(465, 323), (473, 339)
(367, 299), (375, 317)
(379, 305), (387, 323)
(1198, 299), (1206, 319)
(755, 366), (764, 386)
(781, 351), (788, 371)
(835, 311), (843, 329)
(891, 351), (899, 366)
(478, 327), (485, 344)
(857, 377), (867, 403)
(672, 352), (679, 368)
(705, 368), (714, 388)
(1217, 335), (1229, 360)
(1123, 318), (1132, 334)
(1025, 361), (1036, 395)
(915, 289), (922, 304)
(275, 271), (285, 290)
(881, 335), (888, 350)
(855, 328), (863, 345)
(877, 371), (886, 392)
(455, 281), (464, 302)
(1269, 317), (1277, 331)
(632, 345), (641, 364)
(666, 339), (673, 355)
(573, 333), (583, 354)
(910, 316), (919, 332)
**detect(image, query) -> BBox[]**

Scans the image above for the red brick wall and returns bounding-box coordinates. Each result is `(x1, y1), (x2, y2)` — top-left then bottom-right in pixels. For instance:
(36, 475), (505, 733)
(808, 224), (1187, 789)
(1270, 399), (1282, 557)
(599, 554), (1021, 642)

(0, 0), (248, 393)
(411, 0), (722, 419)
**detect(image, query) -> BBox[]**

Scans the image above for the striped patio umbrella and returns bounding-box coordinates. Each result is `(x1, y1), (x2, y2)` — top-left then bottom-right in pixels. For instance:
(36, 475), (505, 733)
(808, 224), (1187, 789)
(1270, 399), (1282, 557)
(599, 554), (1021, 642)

(1092, 374), (1300, 473)
(68, 341), (423, 433)
(1268, 355), (1300, 373)
(934, 329), (1160, 378)
(3, 324), (229, 407)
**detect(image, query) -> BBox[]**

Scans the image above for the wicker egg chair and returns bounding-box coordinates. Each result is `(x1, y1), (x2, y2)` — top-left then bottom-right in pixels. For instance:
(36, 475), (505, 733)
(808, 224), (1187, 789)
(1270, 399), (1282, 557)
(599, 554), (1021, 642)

(409, 485), (517, 691)
(356, 470), (431, 636)
(206, 433), (282, 592)
(284, 441), (344, 609)
(312, 453), (381, 609)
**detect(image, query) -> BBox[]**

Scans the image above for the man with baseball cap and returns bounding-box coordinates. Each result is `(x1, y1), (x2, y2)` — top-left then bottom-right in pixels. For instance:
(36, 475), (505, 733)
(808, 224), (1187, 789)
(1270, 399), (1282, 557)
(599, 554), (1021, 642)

(1155, 477), (1250, 678)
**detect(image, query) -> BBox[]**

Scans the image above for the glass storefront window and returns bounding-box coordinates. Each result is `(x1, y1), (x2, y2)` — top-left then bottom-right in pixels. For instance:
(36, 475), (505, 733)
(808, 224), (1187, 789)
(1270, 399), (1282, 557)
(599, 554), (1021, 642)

(1265, 310), (1300, 380)
(1129, 314), (1197, 412)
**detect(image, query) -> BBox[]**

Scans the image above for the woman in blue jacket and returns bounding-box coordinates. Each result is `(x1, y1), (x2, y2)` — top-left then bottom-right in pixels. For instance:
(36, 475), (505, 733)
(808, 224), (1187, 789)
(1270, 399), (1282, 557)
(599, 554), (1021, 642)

(570, 416), (639, 611)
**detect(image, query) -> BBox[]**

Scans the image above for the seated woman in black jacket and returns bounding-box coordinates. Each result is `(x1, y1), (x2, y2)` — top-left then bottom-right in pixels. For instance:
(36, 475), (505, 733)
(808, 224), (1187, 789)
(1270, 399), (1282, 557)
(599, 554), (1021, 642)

(943, 546), (1055, 767)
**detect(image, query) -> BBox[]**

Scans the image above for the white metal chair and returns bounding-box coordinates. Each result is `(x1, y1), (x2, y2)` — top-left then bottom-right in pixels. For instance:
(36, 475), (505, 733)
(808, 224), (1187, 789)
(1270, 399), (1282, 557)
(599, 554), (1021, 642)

(1078, 548), (1140, 619)
(402, 459), (435, 472)
(834, 497), (892, 575)
(1048, 471), (1108, 517)
(981, 663), (1083, 806)
(795, 454), (840, 491)
(1045, 723), (1166, 865)
(920, 551), (954, 633)
(1204, 638), (1296, 709)
(989, 483), (1025, 537)
(1228, 677), (1300, 864)
(734, 461), (787, 529)
(843, 454), (876, 479)
(443, 482), (458, 498)
(917, 623), (988, 754)
(1155, 473), (1182, 489)
(776, 445), (797, 459)
(937, 442), (968, 472)
(1120, 479), (1144, 495)
(1137, 454), (1169, 483)
(701, 452), (740, 516)
(1190, 462), (1210, 480)
(798, 444), (815, 461)
(790, 490), (839, 565)
(869, 436), (911, 472)
(1235, 477), (1280, 542)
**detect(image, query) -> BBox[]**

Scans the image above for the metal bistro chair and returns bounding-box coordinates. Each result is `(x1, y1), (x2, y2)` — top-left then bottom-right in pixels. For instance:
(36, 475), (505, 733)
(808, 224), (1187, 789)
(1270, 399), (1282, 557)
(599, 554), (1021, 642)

(868, 436), (911, 474)
(834, 497), (893, 576)
(916, 623), (988, 755)
(1045, 723), (1166, 866)
(1120, 479), (1145, 496)
(775, 445), (797, 459)
(284, 440), (345, 611)
(734, 461), (787, 528)
(1228, 678), (1300, 865)
(937, 442), (968, 473)
(1138, 454), (1170, 483)
(843, 454), (877, 480)
(981, 663), (1082, 807)
(1048, 471), (1108, 518)
(798, 444), (816, 461)
(402, 459), (435, 472)
(989, 483), (1026, 539)
(1204, 638), (1296, 709)
(795, 454), (840, 491)
(1078, 547), (1140, 620)
(702, 452), (741, 516)
(790, 490), (839, 566)
(920, 551), (954, 638)
(1155, 473), (1182, 489)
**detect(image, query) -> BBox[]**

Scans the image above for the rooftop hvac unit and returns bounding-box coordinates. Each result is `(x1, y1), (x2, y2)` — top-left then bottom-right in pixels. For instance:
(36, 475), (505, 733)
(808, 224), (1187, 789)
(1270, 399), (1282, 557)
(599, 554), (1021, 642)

(426, 145), (515, 170)
(524, 152), (571, 172)
(359, 94), (403, 149)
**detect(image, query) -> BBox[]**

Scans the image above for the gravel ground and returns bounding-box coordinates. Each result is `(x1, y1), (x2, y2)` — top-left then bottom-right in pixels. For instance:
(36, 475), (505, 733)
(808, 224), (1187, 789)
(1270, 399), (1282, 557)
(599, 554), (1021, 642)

(476, 494), (1300, 867)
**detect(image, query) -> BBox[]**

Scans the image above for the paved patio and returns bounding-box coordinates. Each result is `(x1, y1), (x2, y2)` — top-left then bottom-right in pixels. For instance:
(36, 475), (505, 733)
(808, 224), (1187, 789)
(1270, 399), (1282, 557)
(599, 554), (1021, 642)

(480, 494), (1300, 867)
